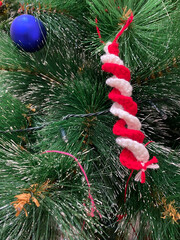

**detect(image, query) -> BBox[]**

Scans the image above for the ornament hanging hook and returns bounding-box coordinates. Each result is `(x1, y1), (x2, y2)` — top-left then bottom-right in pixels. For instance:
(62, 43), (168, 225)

(95, 13), (134, 45)
(113, 13), (134, 43)
(95, 17), (105, 45)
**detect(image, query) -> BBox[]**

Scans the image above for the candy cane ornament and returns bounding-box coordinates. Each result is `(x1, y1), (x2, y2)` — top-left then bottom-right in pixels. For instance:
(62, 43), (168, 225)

(99, 14), (159, 183)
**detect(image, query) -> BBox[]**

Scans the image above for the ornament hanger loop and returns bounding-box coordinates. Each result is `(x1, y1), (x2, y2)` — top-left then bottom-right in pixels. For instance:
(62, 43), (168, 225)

(95, 13), (134, 45)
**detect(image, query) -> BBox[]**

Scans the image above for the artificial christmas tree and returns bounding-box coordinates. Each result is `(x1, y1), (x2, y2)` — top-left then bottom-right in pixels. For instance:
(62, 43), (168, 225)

(0, 1), (179, 239)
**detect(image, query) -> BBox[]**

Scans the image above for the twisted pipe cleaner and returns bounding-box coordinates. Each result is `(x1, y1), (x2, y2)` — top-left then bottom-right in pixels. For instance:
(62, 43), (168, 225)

(100, 14), (159, 183)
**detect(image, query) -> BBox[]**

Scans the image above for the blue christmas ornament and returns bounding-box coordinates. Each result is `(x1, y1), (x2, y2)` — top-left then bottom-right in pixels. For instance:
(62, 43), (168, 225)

(10, 14), (47, 52)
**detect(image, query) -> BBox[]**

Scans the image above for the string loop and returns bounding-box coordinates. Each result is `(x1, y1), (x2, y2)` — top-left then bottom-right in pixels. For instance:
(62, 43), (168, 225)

(42, 150), (102, 218)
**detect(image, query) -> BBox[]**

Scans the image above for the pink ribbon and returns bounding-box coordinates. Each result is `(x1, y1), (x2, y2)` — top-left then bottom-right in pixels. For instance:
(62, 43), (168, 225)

(42, 150), (102, 218)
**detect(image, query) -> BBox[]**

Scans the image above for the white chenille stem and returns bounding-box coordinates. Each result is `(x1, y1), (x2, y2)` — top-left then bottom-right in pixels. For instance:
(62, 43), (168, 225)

(101, 54), (124, 65)
(102, 42), (149, 164)
(110, 103), (141, 130)
(106, 76), (132, 97)
(104, 42), (114, 54)
(116, 138), (149, 162)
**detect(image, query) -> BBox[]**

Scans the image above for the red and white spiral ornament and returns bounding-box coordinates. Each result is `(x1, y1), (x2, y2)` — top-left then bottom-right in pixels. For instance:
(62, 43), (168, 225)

(100, 14), (159, 183)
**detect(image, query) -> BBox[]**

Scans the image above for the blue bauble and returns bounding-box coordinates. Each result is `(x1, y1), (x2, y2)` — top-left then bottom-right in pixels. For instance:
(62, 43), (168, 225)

(10, 14), (47, 52)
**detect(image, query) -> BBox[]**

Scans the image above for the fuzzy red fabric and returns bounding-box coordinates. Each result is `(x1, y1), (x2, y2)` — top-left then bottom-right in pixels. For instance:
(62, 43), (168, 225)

(120, 149), (143, 170)
(113, 119), (145, 143)
(109, 88), (138, 116)
(102, 63), (131, 82)
(108, 42), (119, 56)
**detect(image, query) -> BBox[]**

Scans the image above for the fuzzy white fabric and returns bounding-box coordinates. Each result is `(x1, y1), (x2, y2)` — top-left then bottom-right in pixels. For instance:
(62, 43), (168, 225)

(101, 54), (124, 65)
(116, 138), (149, 162)
(110, 103), (141, 130)
(104, 42), (113, 54)
(106, 76), (132, 97)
